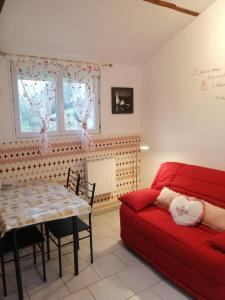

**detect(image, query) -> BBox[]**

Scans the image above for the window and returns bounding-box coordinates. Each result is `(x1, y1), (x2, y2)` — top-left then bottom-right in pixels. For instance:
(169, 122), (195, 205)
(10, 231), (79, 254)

(11, 61), (100, 137)
(17, 76), (57, 133)
(63, 80), (97, 131)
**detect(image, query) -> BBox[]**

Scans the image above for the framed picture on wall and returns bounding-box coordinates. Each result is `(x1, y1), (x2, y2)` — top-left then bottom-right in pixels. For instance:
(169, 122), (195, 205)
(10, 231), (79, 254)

(111, 87), (133, 114)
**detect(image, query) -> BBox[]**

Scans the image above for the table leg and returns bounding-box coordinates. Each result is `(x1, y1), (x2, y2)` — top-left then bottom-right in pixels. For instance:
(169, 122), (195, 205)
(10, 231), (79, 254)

(13, 229), (23, 300)
(72, 216), (79, 276)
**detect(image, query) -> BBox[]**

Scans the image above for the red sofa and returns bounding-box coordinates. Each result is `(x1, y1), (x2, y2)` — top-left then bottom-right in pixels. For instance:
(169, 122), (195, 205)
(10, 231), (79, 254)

(120, 162), (225, 300)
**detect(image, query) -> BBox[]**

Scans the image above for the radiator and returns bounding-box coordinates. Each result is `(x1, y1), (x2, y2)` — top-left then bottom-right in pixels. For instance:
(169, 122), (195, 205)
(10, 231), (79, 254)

(86, 158), (117, 196)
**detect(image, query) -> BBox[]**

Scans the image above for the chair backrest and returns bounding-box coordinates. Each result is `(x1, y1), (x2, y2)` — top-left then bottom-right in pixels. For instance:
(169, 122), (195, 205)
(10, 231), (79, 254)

(77, 174), (96, 208)
(66, 168), (96, 207)
(65, 168), (80, 194)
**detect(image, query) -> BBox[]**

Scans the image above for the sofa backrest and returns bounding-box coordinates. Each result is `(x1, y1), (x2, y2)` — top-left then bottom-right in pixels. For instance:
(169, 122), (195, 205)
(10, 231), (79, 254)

(151, 162), (225, 209)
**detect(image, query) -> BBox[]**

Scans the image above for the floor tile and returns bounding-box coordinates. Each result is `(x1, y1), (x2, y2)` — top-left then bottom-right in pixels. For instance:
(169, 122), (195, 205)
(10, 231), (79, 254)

(118, 263), (161, 293)
(64, 252), (88, 272)
(109, 231), (122, 243)
(92, 215), (113, 227)
(0, 289), (29, 300)
(62, 288), (95, 300)
(94, 236), (123, 256)
(92, 253), (127, 279)
(151, 280), (192, 300)
(105, 209), (120, 219)
(62, 244), (74, 256)
(63, 266), (100, 293)
(88, 275), (134, 300)
(22, 267), (44, 288)
(114, 247), (140, 267)
(27, 278), (69, 300)
(2, 263), (43, 295)
(37, 256), (71, 281)
(77, 243), (100, 262)
(107, 220), (120, 230)
(93, 224), (117, 239)
(128, 287), (162, 300)
(107, 211), (120, 224)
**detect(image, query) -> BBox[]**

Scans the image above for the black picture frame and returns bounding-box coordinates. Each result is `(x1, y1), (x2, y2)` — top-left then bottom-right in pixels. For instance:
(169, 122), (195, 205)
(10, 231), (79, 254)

(111, 87), (133, 114)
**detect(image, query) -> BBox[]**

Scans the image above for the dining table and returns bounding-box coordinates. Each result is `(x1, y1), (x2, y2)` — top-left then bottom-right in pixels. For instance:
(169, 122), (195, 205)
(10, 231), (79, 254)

(0, 181), (91, 300)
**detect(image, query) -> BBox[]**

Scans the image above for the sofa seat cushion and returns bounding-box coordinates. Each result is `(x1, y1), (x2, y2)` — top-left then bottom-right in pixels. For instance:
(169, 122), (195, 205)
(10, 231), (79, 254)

(135, 206), (216, 268)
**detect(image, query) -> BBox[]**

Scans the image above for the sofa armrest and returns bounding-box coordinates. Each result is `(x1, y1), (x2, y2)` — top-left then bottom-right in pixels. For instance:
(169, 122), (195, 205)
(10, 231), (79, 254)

(118, 188), (160, 211)
(208, 231), (225, 252)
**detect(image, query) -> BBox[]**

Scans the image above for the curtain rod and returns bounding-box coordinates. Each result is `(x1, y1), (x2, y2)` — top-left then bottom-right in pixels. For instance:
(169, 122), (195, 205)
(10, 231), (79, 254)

(0, 50), (113, 68)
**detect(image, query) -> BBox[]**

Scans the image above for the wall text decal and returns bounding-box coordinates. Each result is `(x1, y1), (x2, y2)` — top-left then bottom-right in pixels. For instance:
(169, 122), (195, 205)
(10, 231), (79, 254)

(192, 67), (225, 100)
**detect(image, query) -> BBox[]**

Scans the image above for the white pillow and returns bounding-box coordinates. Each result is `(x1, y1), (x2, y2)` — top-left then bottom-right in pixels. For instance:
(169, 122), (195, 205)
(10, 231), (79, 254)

(202, 201), (225, 231)
(156, 187), (180, 209)
(169, 195), (205, 226)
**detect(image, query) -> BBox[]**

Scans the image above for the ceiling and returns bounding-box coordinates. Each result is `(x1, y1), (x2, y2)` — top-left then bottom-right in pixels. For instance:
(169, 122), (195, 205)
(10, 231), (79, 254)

(165, 0), (216, 12)
(0, 0), (217, 65)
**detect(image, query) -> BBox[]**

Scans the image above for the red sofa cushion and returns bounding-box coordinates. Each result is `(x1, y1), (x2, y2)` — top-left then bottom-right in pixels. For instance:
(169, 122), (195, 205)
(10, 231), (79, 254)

(151, 162), (225, 209)
(118, 188), (160, 211)
(135, 206), (216, 268)
(151, 162), (184, 190)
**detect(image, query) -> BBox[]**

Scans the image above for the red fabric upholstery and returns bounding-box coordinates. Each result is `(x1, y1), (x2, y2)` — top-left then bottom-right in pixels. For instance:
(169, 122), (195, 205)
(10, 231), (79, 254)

(135, 206), (215, 268)
(151, 162), (225, 208)
(121, 205), (225, 300)
(196, 241), (225, 286)
(209, 231), (225, 252)
(151, 162), (184, 191)
(120, 162), (225, 300)
(118, 188), (159, 211)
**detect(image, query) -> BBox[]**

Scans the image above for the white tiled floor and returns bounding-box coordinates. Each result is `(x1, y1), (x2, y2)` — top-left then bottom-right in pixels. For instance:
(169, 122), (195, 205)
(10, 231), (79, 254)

(0, 209), (192, 300)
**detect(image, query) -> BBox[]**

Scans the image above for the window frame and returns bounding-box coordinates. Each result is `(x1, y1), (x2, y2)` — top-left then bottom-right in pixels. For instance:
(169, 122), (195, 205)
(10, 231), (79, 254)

(11, 62), (101, 138)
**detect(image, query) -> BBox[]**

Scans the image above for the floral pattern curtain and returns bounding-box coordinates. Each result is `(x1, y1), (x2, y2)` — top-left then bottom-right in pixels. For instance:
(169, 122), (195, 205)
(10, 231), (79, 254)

(14, 57), (101, 153)
(62, 63), (101, 151)
(14, 58), (59, 154)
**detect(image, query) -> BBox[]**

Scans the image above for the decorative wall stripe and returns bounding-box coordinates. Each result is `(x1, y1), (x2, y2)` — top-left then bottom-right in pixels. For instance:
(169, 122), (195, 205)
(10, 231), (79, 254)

(0, 134), (140, 213)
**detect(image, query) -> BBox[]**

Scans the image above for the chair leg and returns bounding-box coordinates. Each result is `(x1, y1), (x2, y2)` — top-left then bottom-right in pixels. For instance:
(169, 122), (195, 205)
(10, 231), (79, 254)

(72, 216), (79, 276)
(13, 229), (23, 300)
(89, 230), (94, 264)
(77, 233), (80, 250)
(58, 238), (62, 277)
(1, 255), (7, 297)
(45, 224), (50, 260)
(33, 244), (36, 264)
(89, 215), (94, 264)
(41, 242), (46, 282)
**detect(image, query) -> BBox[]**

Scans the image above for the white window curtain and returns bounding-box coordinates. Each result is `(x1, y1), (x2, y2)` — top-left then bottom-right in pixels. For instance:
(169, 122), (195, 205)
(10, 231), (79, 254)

(13, 57), (101, 154)
(62, 63), (101, 151)
(14, 58), (59, 154)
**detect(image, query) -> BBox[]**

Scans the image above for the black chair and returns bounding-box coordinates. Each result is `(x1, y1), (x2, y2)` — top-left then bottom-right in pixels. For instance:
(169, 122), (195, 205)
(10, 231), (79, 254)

(0, 225), (46, 296)
(45, 168), (96, 277)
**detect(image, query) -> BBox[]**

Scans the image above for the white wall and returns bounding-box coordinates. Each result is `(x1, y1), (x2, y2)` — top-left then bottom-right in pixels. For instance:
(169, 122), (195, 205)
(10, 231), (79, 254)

(101, 64), (141, 135)
(0, 58), (141, 142)
(141, 0), (225, 187)
(0, 58), (14, 141)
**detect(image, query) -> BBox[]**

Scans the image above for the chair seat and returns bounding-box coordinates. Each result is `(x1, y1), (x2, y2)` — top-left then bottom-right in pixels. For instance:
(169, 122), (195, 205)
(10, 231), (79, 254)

(46, 217), (89, 239)
(0, 226), (44, 255)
